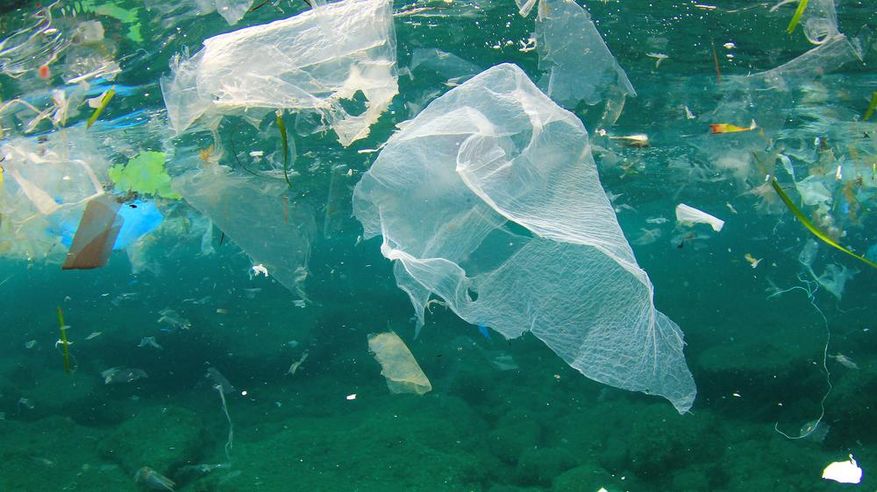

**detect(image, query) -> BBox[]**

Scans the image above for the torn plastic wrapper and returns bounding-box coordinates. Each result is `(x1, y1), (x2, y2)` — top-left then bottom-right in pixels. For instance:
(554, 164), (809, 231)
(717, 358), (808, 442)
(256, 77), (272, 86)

(62, 195), (123, 270)
(675, 204), (725, 232)
(172, 166), (315, 301)
(368, 332), (432, 395)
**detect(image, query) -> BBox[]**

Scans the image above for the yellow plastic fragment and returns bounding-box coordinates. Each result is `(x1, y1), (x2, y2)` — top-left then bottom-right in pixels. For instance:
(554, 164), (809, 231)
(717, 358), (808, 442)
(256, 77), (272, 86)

(86, 88), (116, 129)
(368, 332), (432, 395)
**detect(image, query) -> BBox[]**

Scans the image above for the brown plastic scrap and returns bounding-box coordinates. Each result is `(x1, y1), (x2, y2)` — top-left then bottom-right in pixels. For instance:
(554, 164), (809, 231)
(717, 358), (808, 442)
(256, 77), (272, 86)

(61, 195), (123, 270)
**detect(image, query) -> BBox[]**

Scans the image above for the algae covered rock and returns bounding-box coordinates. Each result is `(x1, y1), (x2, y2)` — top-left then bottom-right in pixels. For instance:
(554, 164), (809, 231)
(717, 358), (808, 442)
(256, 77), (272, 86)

(552, 464), (643, 492)
(98, 405), (208, 475)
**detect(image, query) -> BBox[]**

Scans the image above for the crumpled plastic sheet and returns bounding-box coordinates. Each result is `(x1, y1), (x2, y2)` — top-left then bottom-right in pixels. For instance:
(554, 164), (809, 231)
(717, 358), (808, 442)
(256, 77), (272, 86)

(172, 166), (315, 300)
(0, 4), (69, 78)
(749, 33), (865, 90)
(194, 0), (255, 25)
(533, 0), (635, 111)
(161, 0), (397, 147)
(353, 63), (696, 413)
(0, 128), (112, 260)
(1, 129), (108, 218)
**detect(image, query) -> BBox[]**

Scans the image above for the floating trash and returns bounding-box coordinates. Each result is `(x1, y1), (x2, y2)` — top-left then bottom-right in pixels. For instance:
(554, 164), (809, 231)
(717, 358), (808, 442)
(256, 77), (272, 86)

(367, 332), (431, 396)
(101, 367), (148, 384)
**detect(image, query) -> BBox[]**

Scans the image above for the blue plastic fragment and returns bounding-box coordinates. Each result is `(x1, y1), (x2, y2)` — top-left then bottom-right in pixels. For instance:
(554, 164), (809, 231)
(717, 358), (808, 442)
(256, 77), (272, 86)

(56, 198), (163, 250)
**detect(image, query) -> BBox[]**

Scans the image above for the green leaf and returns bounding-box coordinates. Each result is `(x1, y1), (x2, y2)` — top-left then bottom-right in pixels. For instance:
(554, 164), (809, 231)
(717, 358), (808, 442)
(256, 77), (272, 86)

(108, 151), (181, 199)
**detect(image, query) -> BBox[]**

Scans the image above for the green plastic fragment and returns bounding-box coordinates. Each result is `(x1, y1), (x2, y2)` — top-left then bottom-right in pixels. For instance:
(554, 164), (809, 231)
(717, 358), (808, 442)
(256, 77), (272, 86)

(863, 92), (877, 121)
(771, 178), (877, 270)
(126, 24), (143, 43)
(108, 151), (181, 199)
(786, 0), (809, 34)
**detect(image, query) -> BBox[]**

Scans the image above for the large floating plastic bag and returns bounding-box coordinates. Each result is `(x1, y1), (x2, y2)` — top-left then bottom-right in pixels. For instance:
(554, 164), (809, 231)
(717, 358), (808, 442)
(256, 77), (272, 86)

(353, 64), (695, 413)
(161, 0), (397, 146)
(173, 167), (315, 300)
(368, 332), (432, 395)
(533, 0), (635, 112)
(62, 195), (123, 270)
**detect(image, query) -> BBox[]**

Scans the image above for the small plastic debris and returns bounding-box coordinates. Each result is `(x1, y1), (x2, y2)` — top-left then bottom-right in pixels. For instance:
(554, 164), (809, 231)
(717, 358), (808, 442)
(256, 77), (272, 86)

(206, 367), (235, 459)
(744, 253), (762, 268)
(17, 398), (34, 411)
(709, 120), (757, 134)
(158, 308), (191, 331)
(101, 367), (148, 384)
(85, 332), (102, 340)
(137, 336), (163, 350)
(286, 350), (309, 376)
(251, 264), (269, 278)
(829, 353), (859, 370)
(801, 419), (830, 442)
(24, 340), (36, 349)
(206, 367), (235, 394)
(684, 105), (696, 119)
(367, 332), (432, 395)
(675, 203), (725, 232)
(609, 134), (649, 147)
(632, 228), (662, 246)
(822, 455), (862, 484)
(134, 466), (176, 492)
(646, 52), (669, 68)
(346, 393), (357, 400)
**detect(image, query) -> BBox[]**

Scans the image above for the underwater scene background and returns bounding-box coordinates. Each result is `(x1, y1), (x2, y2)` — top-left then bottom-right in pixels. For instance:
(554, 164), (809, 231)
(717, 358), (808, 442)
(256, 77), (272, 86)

(1, 0), (877, 490)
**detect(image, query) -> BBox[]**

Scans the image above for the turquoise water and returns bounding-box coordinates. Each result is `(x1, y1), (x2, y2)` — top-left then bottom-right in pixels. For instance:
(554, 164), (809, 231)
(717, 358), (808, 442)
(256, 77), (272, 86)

(1, 0), (876, 490)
